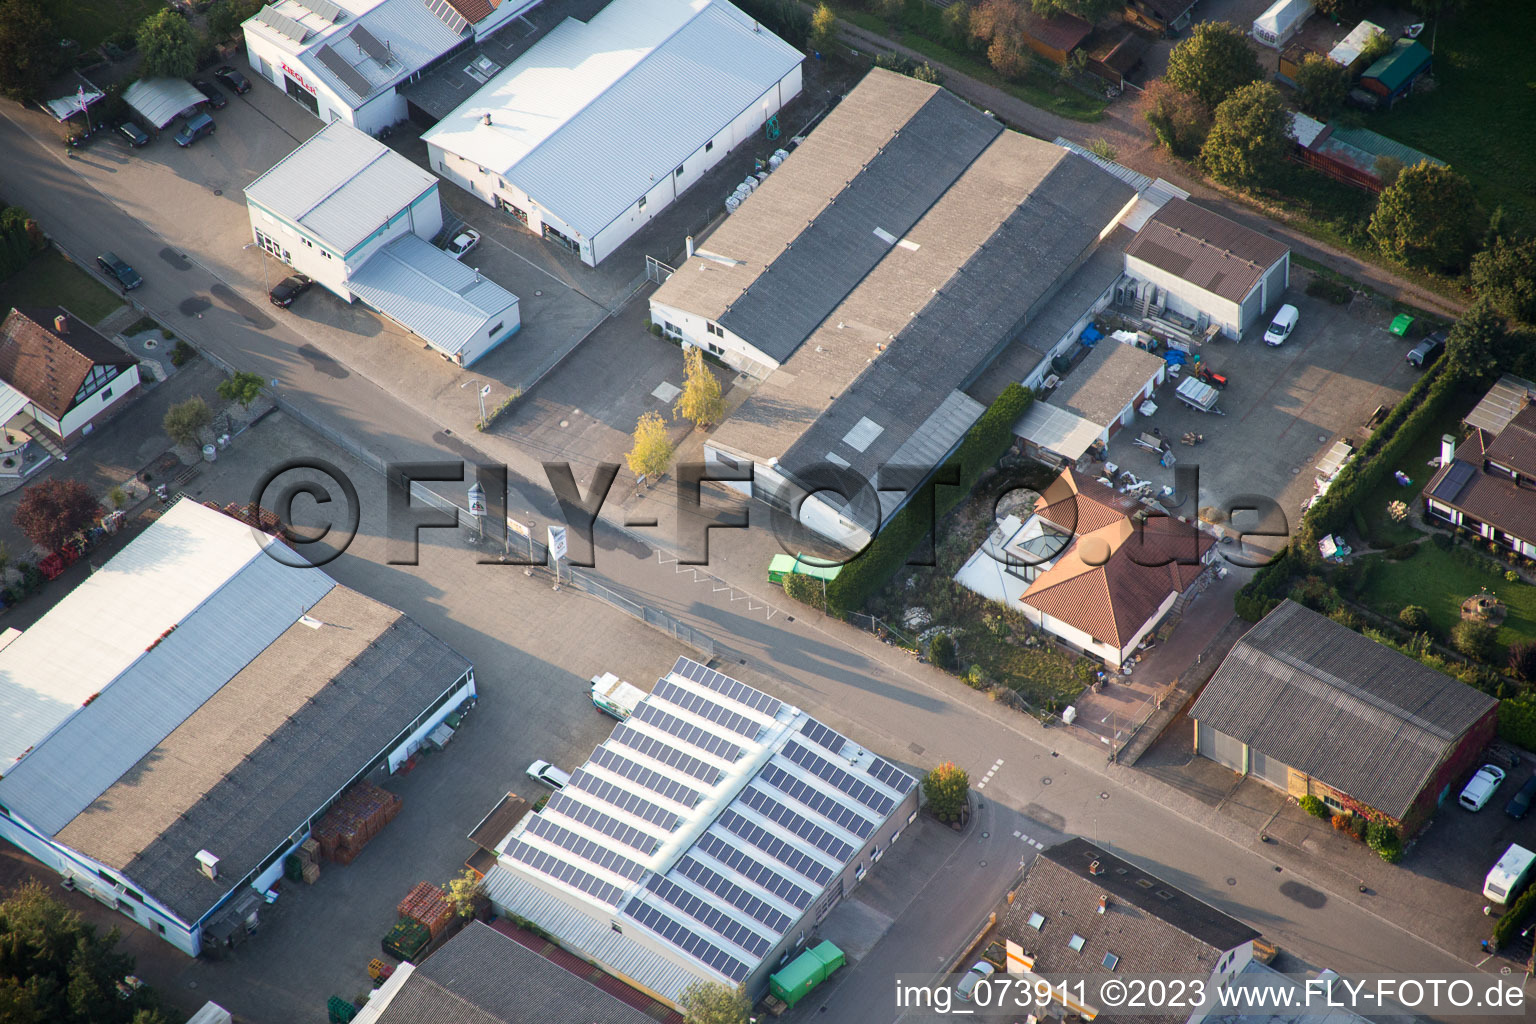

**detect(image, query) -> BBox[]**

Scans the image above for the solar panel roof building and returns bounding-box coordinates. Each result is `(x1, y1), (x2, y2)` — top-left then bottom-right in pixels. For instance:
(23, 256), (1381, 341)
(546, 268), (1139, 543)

(482, 657), (917, 1008)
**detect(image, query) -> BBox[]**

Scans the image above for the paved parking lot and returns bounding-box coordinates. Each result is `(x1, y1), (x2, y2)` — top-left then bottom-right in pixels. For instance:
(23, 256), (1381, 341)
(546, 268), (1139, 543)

(1104, 275), (1424, 558)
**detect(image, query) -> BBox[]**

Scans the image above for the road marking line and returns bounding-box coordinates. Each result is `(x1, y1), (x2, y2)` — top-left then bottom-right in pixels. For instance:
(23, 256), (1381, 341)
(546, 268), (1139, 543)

(1012, 830), (1021, 837)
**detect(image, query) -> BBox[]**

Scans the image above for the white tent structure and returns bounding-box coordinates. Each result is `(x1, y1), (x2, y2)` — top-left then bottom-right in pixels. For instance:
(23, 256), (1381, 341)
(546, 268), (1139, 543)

(1252, 0), (1313, 49)
(123, 78), (205, 129)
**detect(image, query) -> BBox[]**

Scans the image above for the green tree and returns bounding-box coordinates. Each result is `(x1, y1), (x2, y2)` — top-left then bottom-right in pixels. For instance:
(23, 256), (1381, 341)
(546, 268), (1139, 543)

(942, 0), (971, 48)
(1294, 52), (1351, 119)
(13, 480), (101, 553)
(1031, 0), (1119, 21)
(673, 346), (724, 428)
(1452, 618), (1501, 663)
(1442, 299), (1506, 385)
(808, 2), (836, 50)
(0, 0), (58, 102)
(1163, 21), (1262, 110)
(923, 761), (970, 822)
(869, 0), (903, 21)
(1312, 0), (1369, 18)
(679, 980), (749, 1024)
(1201, 82), (1290, 187)
(216, 370), (266, 408)
(206, 0), (262, 40)
(1141, 79), (1211, 159)
(445, 868), (481, 919)
(1357, 28), (1392, 67)
(969, 0), (1033, 80)
(1373, 155), (1405, 190)
(1369, 162), (1484, 271)
(929, 632), (957, 669)
(136, 8), (200, 79)
(1398, 604), (1432, 632)
(625, 411), (674, 480)
(1471, 234), (1536, 324)
(163, 396), (213, 447)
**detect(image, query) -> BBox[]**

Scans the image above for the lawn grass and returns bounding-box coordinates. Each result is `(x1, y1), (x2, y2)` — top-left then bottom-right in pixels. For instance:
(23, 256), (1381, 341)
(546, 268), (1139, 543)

(1350, 388), (1480, 548)
(958, 616), (1091, 710)
(52, 0), (162, 51)
(1372, 6), (1536, 228)
(1358, 544), (1536, 649)
(0, 249), (123, 326)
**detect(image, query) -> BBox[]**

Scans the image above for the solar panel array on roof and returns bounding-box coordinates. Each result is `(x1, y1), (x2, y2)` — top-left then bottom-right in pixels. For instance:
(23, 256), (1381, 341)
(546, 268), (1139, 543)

(314, 43), (373, 100)
(349, 24), (394, 65)
(675, 856), (793, 933)
(740, 787), (854, 861)
(545, 792), (659, 854)
(611, 725), (722, 785)
(504, 838), (624, 906)
(424, 0), (469, 32)
(653, 679), (761, 738)
(632, 702), (744, 762)
(867, 756), (917, 793)
(645, 876), (772, 957)
(717, 810), (834, 886)
(256, 4), (309, 42)
(293, 0), (343, 22)
(525, 815), (646, 881)
(624, 899), (750, 981)
(672, 657), (782, 717)
(799, 718), (848, 754)
(782, 740), (896, 815)
(696, 833), (812, 909)
(759, 764), (874, 838)
(1431, 460), (1476, 502)
(569, 769), (680, 831)
(590, 746), (702, 808)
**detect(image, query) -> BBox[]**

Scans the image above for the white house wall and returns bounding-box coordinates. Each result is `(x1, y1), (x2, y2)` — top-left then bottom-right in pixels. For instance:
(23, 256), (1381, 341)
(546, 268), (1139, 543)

(1124, 255), (1246, 338)
(386, 675), (476, 773)
(647, 301), (772, 375)
(57, 364), (142, 439)
(243, 31), (407, 134)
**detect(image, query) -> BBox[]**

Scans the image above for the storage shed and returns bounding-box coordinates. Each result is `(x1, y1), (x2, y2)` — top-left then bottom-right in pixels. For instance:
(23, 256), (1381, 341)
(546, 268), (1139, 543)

(1360, 39), (1432, 107)
(1328, 20), (1385, 75)
(1252, 0), (1313, 50)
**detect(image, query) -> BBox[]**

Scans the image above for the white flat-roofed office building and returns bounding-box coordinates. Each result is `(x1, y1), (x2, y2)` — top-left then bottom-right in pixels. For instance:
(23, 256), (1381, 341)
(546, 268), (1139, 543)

(241, 0), (535, 134)
(482, 657), (918, 1007)
(422, 0), (803, 266)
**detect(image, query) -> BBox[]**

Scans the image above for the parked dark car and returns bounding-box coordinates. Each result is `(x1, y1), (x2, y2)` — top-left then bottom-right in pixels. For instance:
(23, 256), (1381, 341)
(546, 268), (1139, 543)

(117, 121), (150, 147)
(213, 65), (251, 94)
(174, 112), (216, 147)
(1506, 773), (1536, 819)
(1406, 330), (1447, 368)
(96, 252), (142, 290)
(269, 274), (313, 308)
(192, 79), (228, 109)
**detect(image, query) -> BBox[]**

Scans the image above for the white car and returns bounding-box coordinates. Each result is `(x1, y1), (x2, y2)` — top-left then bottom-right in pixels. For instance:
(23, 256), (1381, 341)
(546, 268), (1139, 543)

(525, 759), (571, 790)
(443, 228), (481, 260)
(955, 961), (995, 1002)
(1459, 764), (1507, 811)
(1263, 304), (1299, 346)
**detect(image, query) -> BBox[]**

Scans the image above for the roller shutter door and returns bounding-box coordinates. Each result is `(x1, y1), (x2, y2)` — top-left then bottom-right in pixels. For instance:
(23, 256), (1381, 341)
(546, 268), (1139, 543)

(1250, 748), (1291, 789)
(1197, 723), (1245, 773)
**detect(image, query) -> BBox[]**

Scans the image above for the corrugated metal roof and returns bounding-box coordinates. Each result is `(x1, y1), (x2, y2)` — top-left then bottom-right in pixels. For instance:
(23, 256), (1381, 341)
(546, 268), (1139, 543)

(1465, 374), (1536, 436)
(123, 78), (206, 129)
(302, 0), (465, 104)
(1319, 125), (1444, 174)
(1362, 39), (1431, 92)
(1014, 401), (1103, 461)
(347, 233), (519, 357)
(1124, 198), (1289, 303)
(0, 552), (334, 835)
(1049, 341), (1164, 427)
(1328, 19), (1384, 67)
(423, 0), (803, 239)
(244, 121), (438, 254)
(1052, 136), (1152, 192)
(0, 501), (288, 769)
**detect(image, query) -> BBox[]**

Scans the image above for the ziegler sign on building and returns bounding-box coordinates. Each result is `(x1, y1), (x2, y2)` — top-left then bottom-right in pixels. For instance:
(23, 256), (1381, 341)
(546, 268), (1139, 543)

(281, 62), (317, 95)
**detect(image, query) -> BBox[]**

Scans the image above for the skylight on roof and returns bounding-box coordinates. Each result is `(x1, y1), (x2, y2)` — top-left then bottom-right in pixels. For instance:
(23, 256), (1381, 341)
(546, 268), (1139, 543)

(843, 417), (884, 452)
(1027, 912), (1045, 930)
(1103, 952), (1119, 970)
(1068, 934), (1086, 952)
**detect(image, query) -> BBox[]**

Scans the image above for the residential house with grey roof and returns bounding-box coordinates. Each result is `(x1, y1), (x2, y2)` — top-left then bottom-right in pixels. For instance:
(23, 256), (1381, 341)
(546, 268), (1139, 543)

(1423, 374), (1536, 559)
(1189, 600), (1498, 834)
(0, 499), (476, 957)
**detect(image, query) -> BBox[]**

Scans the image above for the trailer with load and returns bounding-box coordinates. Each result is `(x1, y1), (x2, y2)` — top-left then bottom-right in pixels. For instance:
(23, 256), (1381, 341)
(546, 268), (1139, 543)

(589, 672), (645, 721)
(1174, 376), (1224, 415)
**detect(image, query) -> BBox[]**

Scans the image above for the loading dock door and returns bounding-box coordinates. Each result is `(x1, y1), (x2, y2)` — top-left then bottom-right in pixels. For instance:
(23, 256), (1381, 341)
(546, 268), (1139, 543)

(1197, 723), (1245, 773)
(1250, 748), (1291, 789)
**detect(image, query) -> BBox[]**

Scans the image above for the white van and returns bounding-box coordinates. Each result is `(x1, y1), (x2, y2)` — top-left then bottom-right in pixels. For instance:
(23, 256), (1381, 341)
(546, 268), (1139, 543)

(1483, 843), (1536, 904)
(1264, 304), (1299, 346)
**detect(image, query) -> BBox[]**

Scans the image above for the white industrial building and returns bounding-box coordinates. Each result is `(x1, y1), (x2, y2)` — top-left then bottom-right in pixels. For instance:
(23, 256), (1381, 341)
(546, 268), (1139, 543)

(241, 0), (534, 134)
(246, 120), (519, 364)
(0, 499), (475, 957)
(483, 657), (918, 1007)
(423, 0), (803, 266)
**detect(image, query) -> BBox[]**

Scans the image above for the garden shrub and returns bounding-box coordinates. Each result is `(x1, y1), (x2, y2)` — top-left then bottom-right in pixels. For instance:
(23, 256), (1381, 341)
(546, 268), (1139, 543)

(1452, 619), (1501, 663)
(929, 632), (957, 670)
(1330, 812), (1354, 833)
(781, 572), (823, 609)
(1430, 531), (1454, 551)
(1351, 814), (1369, 840)
(1366, 819), (1403, 863)
(1349, 506), (1371, 543)
(170, 339), (196, 367)
(964, 664), (986, 689)
(1398, 605), (1431, 632)
(1497, 696), (1536, 748)
(1329, 607), (1362, 631)
(1492, 886), (1536, 949)
(1385, 542), (1418, 561)
(923, 762), (970, 823)
(1300, 794), (1328, 818)
(1235, 549), (1297, 622)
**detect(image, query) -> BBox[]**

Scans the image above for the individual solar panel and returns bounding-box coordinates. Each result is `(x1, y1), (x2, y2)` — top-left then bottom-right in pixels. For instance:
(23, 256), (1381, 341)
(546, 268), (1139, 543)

(424, 0), (469, 33)
(612, 725), (722, 785)
(760, 764), (874, 839)
(782, 741), (895, 815)
(546, 792), (658, 855)
(717, 810), (834, 887)
(867, 756), (917, 794)
(349, 25), (393, 65)
(695, 833), (812, 909)
(505, 838), (623, 906)
(590, 746), (702, 808)
(624, 899), (750, 982)
(293, 0), (343, 22)
(653, 679), (761, 739)
(525, 815), (646, 881)
(569, 770), (680, 831)
(632, 702), (743, 762)
(256, 5), (309, 42)
(672, 657), (782, 717)
(1431, 460), (1475, 502)
(645, 875), (772, 957)
(314, 44), (373, 100)
(799, 718), (848, 754)
(740, 787), (855, 861)
(675, 856), (792, 933)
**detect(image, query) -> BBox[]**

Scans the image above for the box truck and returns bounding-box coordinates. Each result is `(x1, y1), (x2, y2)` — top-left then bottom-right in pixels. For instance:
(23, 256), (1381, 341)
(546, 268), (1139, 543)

(589, 672), (644, 721)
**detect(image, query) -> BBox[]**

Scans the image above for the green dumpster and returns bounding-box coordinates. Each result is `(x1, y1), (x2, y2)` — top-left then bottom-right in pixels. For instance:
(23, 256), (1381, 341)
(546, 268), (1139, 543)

(770, 941), (846, 1008)
(1389, 314), (1416, 337)
(767, 555), (842, 586)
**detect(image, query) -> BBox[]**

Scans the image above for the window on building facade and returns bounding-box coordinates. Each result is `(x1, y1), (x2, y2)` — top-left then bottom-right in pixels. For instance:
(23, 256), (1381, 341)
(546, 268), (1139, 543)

(705, 140), (713, 152)
(706, 322), (723, 338)
(638, 196), (647, 213)
(675, 165), (684, 178)
(707, 341), (724, 355)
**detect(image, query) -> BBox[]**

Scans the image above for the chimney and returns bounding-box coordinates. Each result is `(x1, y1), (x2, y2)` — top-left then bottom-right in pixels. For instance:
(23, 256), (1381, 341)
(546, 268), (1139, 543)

(1440, 434), (1456, 465)
(685, 235), (694, 259)
(482, 112), (492, 127)
(1088, 859), (1103, 876)
(1097, 895), (1108, 915)
(195, 849), (219, 880)
(53, 314), (68, 334)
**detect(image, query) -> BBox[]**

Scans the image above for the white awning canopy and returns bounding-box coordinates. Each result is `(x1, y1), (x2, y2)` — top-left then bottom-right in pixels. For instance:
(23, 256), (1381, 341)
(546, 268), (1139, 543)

(124, 78), (205, 129)
(44, 87), (104, 122)
(1014, 401), (1103, 461)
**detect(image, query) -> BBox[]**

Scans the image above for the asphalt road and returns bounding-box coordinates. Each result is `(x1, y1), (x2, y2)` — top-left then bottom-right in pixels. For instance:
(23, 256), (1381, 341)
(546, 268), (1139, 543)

(0, 105), (1498, 1017)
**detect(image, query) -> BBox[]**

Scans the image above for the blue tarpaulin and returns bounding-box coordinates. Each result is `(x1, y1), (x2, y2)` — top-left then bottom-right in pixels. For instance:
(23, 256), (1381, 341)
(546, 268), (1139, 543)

(1165, 350), (1187, 365)
(1080, 324), (1104, 344)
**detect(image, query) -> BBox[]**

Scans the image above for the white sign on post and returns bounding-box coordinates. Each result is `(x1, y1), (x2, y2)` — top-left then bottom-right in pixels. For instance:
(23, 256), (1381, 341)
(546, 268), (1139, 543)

(506, 517), (530, 540)
(547, 525), (568, 562)
(467, 481), (487, 518)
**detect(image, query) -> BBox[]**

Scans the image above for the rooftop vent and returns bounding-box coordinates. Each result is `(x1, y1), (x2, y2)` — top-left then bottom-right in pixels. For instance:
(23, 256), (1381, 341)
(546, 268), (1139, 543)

(195, 850), (219, 880)
(53, 315), (68, 334)
(1088, 859), (1103, 875)
(482, 113), (492, 126)
(1097, 895), (1108, 914)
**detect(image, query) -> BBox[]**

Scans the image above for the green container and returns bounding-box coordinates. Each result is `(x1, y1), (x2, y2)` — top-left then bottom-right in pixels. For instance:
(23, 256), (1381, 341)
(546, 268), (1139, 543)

(767, 555), (842, 586)
(1389, 313), (1416, 337)
(769, 941), (845, 1008)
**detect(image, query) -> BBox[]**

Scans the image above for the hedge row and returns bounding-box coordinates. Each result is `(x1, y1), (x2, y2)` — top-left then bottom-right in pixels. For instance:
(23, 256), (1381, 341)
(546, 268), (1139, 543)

(1493, 884), (1536, 949)
(0, 206), (35, 280)
(1498, 696), (1536, 750)
(824, 383), (1034, 613)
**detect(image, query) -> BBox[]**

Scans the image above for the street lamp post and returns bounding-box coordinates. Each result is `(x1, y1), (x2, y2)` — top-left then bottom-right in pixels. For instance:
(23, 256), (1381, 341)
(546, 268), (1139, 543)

(241, 242), (270, 296)
(460, 379), (492, 429)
